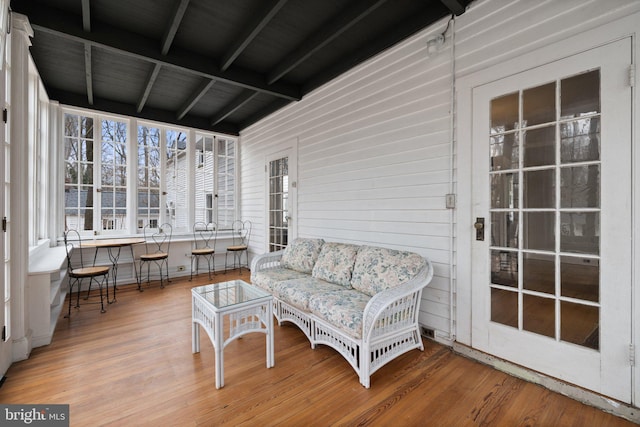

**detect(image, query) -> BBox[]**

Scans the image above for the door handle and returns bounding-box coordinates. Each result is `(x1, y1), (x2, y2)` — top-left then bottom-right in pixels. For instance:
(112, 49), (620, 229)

(474, 217), (485, 241)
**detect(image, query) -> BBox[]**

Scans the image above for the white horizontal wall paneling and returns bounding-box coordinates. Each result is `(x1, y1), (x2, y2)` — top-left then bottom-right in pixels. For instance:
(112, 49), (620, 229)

(241, 13), (456, 340)
(454, 0), (640, 77)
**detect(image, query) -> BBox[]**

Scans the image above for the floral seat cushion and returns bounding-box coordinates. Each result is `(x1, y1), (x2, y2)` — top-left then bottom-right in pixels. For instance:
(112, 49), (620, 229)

(350, 246), (427, 297)
(251, 268), (310, 292)
(311, 242), (359, 288)
(281, 238), (325, 274)
(309, 289), (371, 339)
(273, 277), (345, 311)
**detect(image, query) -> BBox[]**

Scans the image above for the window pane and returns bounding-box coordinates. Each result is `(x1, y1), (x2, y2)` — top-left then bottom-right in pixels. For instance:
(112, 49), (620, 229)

(64, 113), (96, 232)
(195, 134), (214, 224)
(100, 119), (128, 231)
(490, 133), (518, 171)
(137, 125), (161, 230)
(165, 129), (188, 232)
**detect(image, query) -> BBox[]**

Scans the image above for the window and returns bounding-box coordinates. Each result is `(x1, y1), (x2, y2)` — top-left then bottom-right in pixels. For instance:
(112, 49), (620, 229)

(217, 137), (235, 229)
(64, 113), (95, 232)
(64, 109), (236, 235)
(195, 134), (213, 225)
(165, 128), (188, 232)
(100, 119), (128, 231)
(137, 124), (161, 231)
(64, 113), (128, 234)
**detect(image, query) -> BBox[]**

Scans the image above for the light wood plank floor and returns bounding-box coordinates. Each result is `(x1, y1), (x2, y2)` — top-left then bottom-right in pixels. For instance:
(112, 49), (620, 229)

(0, 272), (635, 426)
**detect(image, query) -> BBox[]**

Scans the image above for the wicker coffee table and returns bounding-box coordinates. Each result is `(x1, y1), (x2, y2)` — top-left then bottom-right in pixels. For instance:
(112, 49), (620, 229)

(191, 280), (274, 388)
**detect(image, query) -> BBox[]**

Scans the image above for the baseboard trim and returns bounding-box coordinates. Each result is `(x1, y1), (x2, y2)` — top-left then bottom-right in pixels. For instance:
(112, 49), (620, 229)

(452, 342), (640, 424)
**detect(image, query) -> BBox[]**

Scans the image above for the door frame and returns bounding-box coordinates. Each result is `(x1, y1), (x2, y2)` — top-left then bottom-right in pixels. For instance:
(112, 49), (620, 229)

(456, 14), (639, 404)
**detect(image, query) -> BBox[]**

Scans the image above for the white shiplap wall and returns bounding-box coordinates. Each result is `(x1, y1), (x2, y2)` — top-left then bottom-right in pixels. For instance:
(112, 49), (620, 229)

(239, 0), (640, 343)
(240, 15), (456, 339)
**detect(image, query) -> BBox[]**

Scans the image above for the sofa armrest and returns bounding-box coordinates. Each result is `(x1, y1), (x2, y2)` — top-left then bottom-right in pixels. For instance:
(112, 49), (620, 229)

(250, 249), (285, 275)
(361, 258), (434, 341)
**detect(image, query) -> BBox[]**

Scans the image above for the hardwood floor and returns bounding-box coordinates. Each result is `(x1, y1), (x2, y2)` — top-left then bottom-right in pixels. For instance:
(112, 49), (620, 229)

(1, 272), (635, 426)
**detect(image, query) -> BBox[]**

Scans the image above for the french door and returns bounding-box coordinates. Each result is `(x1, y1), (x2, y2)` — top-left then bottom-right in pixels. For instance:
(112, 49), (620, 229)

(471, 39), (632, 402)
(267, 148), (296, 252)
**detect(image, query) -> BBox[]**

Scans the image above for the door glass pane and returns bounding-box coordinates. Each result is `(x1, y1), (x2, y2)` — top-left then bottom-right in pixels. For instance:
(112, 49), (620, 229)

(491, 133), (518, 171)
(491, 212), (518, 248)
(561, 256), (599, 302)
(523, 212), (555, 251)
(523, 294), (555, 338)
(523, 253), (555, 294)
(490, 173), (518, 208)
(561, 302), (599, 350)
(560, 117), (600, 163)
(523, 82), (555, 126)
(561, 212), (599, 254)
(491, 92), (519, 133)
(560, 70), (600, 119)
(491, 288), (518, 328)
(523, 169), (554, 208)
(561, 165), (600, 208)
(523, 126), (555, 167)
(491, 250), (517, 288)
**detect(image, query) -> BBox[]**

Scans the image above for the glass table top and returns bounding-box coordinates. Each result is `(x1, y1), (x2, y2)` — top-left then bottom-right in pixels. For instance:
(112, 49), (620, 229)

(192, 280), (271, 310)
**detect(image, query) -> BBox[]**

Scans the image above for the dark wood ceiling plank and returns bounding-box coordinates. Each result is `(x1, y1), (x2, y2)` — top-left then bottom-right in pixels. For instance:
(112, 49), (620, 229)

(137, 63), (161, 113)
(266, 0), (388, 84)
(161, 0), (191, 55)
(81, 0), (91, 31)
(240, 97), (292, 130)
(301, 6), (451, 95)
(177, 78), (215, 120)
(221, 0), (289, 71)
(84, 43), (93, 104)
(210, 90), (258, 126)
(21, 2), (301, 101)
(439, 0), (467, 16)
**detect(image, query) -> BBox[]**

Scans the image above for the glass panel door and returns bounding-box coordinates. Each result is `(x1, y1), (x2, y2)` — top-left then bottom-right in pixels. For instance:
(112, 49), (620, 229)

(489, 70), (601, 349)
(470, 38), (632, 402)
(268, 156), (288, 252)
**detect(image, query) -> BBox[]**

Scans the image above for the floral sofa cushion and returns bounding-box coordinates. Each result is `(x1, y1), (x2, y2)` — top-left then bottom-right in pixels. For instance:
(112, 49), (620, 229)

(281, 238), (325, 274)
(311, 242), (359, 288)
(273, 277), (345, 311)
(309, 289), (371, 339)
(252, 268), (310, 292)
(350, 246), (427, 297)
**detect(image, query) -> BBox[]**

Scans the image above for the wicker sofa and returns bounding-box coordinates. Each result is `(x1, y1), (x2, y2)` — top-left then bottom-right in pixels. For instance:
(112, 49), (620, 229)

(250, 238), (434, 388)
